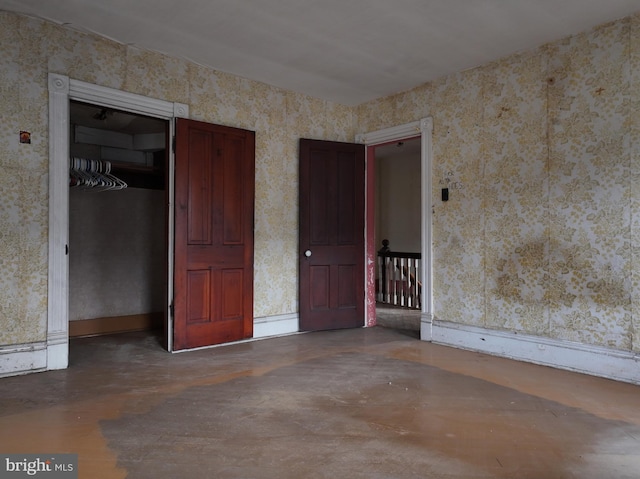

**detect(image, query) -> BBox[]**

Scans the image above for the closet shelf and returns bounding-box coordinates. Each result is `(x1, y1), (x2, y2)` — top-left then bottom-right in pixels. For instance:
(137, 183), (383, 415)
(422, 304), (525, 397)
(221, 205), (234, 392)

(110, 163), (165, 190)
(110, 162), (163, 174)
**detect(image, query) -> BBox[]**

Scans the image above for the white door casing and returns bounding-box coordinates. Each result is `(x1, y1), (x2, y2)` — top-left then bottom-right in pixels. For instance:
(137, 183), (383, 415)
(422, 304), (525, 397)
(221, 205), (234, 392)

(355, 118), (433, 339)
(47, 74), (188, 370)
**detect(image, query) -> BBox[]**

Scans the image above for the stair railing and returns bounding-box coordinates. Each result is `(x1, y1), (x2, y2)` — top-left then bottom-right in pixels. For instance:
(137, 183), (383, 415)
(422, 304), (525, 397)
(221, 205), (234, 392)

(377, 239), (421, 309)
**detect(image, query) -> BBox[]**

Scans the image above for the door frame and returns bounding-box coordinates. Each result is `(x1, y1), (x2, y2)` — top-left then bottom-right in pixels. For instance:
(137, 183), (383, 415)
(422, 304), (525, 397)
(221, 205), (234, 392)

(355, 118), (433, 338)
(47, 73), (189, 369)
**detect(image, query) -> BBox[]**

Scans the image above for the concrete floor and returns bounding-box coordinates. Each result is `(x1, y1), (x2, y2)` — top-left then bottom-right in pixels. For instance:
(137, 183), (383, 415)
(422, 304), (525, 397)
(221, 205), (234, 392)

(1, 327), (639, 479)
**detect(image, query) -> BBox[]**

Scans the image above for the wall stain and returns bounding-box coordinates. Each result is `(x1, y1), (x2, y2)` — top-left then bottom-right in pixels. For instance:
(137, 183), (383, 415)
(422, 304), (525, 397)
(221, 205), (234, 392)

(492, 238), (629, 309)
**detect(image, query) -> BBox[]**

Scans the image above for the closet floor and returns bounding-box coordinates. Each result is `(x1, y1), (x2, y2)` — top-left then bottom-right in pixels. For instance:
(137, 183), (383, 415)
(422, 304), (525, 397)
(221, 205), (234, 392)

(1, 327), (639, 478)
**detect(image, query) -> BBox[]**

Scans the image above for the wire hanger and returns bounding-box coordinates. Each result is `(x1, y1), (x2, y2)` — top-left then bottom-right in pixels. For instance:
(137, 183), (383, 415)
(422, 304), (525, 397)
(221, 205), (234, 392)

(69, 157), (127, 191)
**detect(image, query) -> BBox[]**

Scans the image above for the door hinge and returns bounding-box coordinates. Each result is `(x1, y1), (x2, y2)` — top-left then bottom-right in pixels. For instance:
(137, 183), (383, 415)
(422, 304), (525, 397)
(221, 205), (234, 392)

(169, 302), (174, 317)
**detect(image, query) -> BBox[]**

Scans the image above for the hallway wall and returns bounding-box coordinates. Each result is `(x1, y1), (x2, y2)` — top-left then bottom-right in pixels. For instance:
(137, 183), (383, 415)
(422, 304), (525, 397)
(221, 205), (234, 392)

(358, 13), (640, 355)
(0, 11), (355, 348)
(375, 150), (421, 253)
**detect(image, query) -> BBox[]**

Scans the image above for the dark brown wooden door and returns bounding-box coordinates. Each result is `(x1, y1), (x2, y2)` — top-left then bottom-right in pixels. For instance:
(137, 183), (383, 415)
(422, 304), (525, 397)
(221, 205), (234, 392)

(173, 118), (254, 350)
(299, 139), (365, 331)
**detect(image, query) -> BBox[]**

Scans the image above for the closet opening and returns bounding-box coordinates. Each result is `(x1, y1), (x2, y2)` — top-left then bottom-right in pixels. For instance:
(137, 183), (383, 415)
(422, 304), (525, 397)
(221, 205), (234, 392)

(68, 100), (169, 343)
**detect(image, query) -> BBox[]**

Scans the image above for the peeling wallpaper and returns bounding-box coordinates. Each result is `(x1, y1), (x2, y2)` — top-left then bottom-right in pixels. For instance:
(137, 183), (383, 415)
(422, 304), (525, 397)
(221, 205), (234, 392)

(1, 10), (638, 356)
(358, 13), (640, 352)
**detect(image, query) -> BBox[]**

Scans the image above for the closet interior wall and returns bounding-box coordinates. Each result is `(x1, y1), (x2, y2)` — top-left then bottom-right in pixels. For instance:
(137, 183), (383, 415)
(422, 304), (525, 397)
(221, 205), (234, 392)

(68, 101), (168, 338)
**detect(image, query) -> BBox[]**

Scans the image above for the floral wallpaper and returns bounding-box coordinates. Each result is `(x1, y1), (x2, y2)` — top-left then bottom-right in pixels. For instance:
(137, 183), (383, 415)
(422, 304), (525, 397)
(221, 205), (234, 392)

(546, 19), (632, 348)
(631, 14), (640, 354)
(1, 8), (638, 357)
(358, 13), (640, 353)
(0, 11), (354, 346)
(0, 13), (49, 345)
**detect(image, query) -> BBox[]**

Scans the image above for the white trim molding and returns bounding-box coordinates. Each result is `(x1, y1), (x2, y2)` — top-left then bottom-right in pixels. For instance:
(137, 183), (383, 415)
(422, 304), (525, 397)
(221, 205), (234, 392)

(253, 313), (299, 339)
(47, 74), (71, 371)
(356, 119), (432, 145)
(34, 74), (191, 376)
(171, 314), (301, 354)
(356, 118), (434, 338)
(433, 321), (640, 385)
(68, 79), (189, 119)
(421, 313), (433, 341)
(0, 342), (47, 377)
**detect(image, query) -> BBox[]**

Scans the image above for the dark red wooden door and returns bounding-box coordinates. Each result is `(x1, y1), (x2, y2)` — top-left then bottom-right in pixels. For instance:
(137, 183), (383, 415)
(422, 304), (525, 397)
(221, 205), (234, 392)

(299, 139), (365, 331)
(173, 118), (254, 350)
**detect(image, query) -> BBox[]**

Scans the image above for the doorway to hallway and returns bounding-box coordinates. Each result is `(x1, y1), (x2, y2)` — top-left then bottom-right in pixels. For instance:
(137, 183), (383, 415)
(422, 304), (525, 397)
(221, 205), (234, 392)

(372, 137), (422, 335)
(356, 118), (433, 337)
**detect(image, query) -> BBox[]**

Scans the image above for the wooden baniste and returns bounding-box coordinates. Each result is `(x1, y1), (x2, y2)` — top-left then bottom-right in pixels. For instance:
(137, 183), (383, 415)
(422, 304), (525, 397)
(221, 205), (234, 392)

(377, 239), (422, 309)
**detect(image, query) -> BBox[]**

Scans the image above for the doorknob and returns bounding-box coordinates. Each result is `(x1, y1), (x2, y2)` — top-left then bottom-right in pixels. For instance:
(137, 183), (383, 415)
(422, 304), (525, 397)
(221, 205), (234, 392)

(304, 249), (312, 257)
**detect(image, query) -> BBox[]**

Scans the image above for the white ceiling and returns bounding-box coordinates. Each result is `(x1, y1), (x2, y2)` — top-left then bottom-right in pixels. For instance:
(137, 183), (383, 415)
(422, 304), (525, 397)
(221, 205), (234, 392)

(2, 0), (639, 105)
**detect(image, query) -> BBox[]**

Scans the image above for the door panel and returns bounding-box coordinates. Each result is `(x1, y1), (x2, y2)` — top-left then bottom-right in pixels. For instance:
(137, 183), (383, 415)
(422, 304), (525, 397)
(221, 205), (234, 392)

(174, 118), (254, 350)
(310, 266), (330, 309)
(299, 139), (365, 331)
(338, 265), (357, 308)
(221, 269), (244, 318)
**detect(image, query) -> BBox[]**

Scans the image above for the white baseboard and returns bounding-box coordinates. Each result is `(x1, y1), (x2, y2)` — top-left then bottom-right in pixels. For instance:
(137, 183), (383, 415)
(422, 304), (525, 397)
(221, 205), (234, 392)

(430, 321), (640, 385)
(0, 342), (47, 377)
(173, 313), (301, 354)
(420, 312), (433, 340)
(47, 330), (68, 370)
(253, 313), (299, 339)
